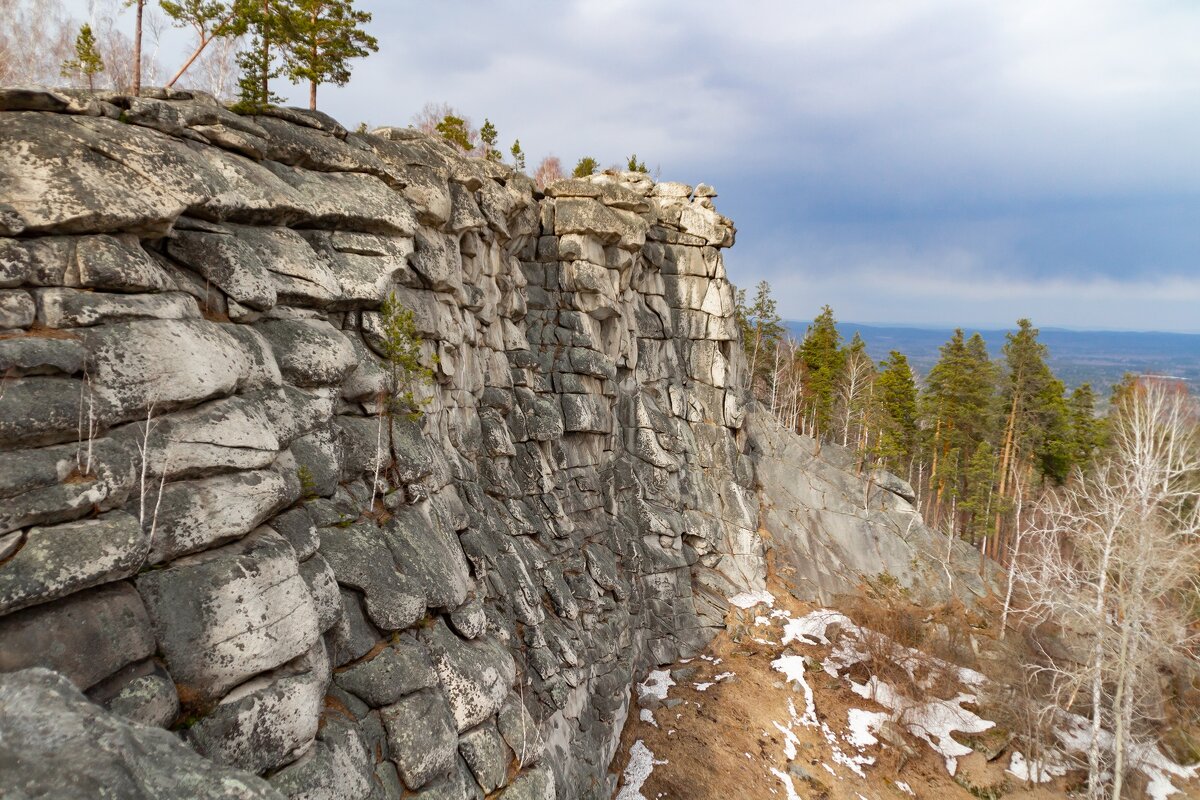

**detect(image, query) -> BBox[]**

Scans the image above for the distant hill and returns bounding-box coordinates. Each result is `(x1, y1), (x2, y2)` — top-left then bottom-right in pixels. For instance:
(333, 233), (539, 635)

(783, 321), (1200, 399)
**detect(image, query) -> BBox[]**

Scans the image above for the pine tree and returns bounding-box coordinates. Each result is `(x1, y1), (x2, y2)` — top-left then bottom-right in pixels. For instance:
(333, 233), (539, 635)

(992, 318), (1068, 558)
(959, 441), (997, 545)
(510, 139), (526, 172)
(874, 350), (919, 475)
(479, 119), (501, 162)
(233, 30), (282, 112)
(626, 153), (648, 172)
(280, 0), (377, 110)
(1066, 383), (1104, 466)
(798, 305), (845, 440)
(61, 24), (105, 90)
(922, 330), (997, 529)
(735, 281), (785, 401)
(436, 114), (473, 151)
(161, 0), (251, 88)
(573, 156), (599, 177)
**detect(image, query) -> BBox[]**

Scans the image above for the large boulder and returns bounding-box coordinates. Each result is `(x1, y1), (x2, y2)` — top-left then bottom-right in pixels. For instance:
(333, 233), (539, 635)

(136, 528), (320, 706)
(0, 669), (284, 799)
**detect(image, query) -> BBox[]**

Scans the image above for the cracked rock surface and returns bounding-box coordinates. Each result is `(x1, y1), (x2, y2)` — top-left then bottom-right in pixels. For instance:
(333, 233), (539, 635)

(0, 88), (983, 799)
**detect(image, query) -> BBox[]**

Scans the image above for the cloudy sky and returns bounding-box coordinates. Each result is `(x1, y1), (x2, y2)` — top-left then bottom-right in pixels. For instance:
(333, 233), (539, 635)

(76, 0), (1200, 332)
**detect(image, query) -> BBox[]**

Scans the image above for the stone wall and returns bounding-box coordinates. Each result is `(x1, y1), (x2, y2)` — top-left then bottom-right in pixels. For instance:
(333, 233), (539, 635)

(0, 88), (764, 799)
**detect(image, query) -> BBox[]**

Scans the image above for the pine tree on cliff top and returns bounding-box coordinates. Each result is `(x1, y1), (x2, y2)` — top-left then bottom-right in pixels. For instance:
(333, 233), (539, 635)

(161, 0), (251, 88)
(280, 0), (378, 110)
(61, 24), (105, 91)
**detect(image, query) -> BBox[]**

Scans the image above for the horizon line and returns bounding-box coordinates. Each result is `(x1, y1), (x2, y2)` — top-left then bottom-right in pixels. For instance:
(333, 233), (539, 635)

(783, 320), (1200, 337)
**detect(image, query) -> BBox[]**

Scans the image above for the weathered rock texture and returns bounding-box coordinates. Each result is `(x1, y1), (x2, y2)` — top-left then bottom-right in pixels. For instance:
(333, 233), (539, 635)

(0, 88), (987, 799)
(0, 87), (757, 800)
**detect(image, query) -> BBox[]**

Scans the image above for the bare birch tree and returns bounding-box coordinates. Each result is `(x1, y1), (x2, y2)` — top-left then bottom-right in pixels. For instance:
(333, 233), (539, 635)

(1014, 379), (1200, 800)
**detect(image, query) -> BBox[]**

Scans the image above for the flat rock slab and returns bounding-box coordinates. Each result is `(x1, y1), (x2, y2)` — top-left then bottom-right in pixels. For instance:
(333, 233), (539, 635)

(0, 582), (154, 690)
(268, 714), (373, 800)
(146, 465), (297, 563)
(0, 668), (283, 799)
(86, 319), (252, 423)
(318, 523), (425, 632)
(422, 620), (515, 733)
(136, 528), (319, 706)
(0, 510), (148, 615)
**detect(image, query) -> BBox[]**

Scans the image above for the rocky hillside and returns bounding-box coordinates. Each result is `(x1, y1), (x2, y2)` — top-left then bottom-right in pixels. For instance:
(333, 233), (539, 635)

(0, 87), (984, 800)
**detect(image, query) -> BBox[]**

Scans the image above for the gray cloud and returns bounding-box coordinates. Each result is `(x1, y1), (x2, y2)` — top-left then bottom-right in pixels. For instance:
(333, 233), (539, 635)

(64, 0), (1200, 330)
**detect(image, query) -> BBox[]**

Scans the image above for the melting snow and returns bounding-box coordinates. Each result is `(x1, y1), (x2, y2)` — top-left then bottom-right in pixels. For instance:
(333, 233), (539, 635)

(769, 768), (803, 800)
(846, 708), (887, 749)
(781, 609), (852, 646)
(729, 589), (776, 609)
(1007, 750), (1067, 784)
(895, 780), (915, 795)
(637, 670), (675, 702)
(851, 676), (993, 776)
(617, 740), (667, 800)
(639, 708), (658, 728)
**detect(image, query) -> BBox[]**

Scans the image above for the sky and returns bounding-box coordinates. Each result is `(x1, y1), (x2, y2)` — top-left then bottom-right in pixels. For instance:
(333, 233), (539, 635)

(69, 0), (1200, 332)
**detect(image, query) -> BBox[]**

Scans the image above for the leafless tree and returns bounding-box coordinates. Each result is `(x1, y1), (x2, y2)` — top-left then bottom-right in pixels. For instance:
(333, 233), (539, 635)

(191, 32), (243, 99)
(1014, 379), (1200, 800)
(836, 345), (875, 449)
(532, 156), (564, 191)
(0, 0), (75, 85)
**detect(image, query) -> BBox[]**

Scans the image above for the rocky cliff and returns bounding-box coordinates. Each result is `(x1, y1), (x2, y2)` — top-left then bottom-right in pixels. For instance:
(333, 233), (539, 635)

(0, 87), (765, 800)
(0, 88), (987, 800)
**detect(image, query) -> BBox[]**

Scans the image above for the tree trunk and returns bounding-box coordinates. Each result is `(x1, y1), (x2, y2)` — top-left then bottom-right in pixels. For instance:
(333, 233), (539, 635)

(261, 0), (271, 103)
(166, 36), (212, 87)
(132, 0), (144, 95)
(309, 81), (317, 110)
(1110, 614), (1133, 800)
(993, 392), (1020, 558)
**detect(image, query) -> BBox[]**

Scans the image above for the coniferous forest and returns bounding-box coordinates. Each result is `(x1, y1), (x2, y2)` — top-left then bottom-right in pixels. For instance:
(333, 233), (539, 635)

(738, 283), (1118, 561)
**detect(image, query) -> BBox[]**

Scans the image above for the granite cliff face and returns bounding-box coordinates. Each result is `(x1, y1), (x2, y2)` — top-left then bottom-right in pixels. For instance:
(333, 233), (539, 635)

(0, 88), (986, 799)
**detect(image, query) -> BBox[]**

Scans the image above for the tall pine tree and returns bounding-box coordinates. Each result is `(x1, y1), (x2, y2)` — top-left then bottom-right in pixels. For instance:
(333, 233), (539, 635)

(873, 351), (919, 477)
(735, 281), (784, 401)
(280, 0), (378, 110)
(798, 305), (844, 440)
(161, 0), (251, 88)
(991, 318), (1067, 558)
(922, 330), (997, 530)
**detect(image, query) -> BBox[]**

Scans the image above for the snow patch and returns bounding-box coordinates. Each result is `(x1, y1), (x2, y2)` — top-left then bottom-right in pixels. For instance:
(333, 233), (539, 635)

(639, 708), (658, 728)
(895, 780), (915, 795)
(617, 740), (667, 800)
(781, 609), (852, 646)
(729, 589), (775, 609)
(846, 708), (887, 749)
(1007, 750), (1067, 784)
(769, 768), (803, 800)
(851, 676), (993, 775)
(637, 670), (675, 702)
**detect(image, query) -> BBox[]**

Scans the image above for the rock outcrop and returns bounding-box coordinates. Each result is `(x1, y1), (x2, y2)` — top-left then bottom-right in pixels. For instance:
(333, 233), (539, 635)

(0, 87), (757, 799)
(0, 87), (989, 799)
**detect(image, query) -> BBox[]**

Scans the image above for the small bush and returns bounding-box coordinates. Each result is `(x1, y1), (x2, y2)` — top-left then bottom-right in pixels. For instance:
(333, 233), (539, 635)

(573, 156), (599, 177)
